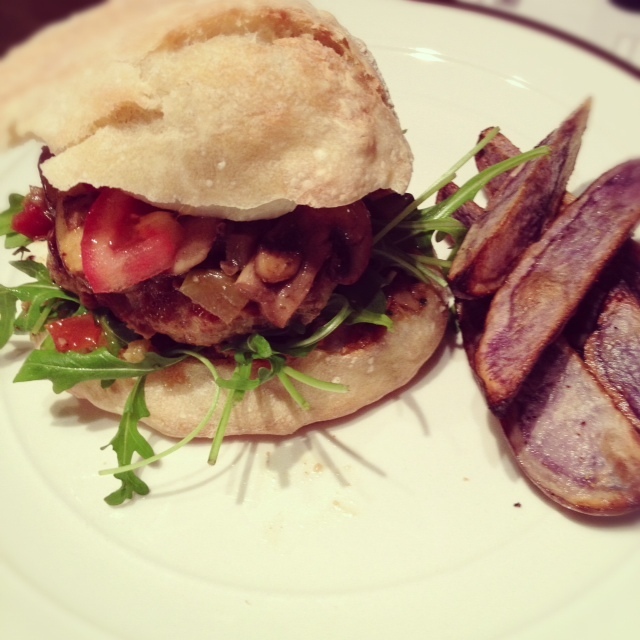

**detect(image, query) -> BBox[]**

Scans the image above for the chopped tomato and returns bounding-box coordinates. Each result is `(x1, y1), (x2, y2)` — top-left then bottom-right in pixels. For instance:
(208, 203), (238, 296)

(11, 189), (53, 240)
(47, 314), (106, 354)
(81, 189), (184, 293)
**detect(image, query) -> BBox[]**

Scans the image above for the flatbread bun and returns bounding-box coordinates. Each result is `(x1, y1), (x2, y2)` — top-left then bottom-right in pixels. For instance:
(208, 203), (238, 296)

(0, 0), (413, 220)
(2, 0), (446, 439)
(69, 281), (449, 438)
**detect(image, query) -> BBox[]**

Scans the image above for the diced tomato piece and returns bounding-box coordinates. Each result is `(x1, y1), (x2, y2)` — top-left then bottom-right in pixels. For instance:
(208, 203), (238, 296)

(81, 189), (184, 293)
(47, 314), (106, 354)
(11, 190), (53, 240)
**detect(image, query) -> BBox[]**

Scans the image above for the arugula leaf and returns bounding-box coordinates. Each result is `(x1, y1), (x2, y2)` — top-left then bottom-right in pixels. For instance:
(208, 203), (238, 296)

(103, 376), (155, 506)
(372, 127), (502, 246)
(0, 194), (25, 234)
(99, 351), (221, 480)
(4, 233), (30, 249)
(0, 194), (30, 249)
(14, 347), (186, 393)
(0, 289), (18, 349)
(282, 365), (348, 395)
(271, 295), (353, 357)
(244, 334), (274, 359)
(4, 281), (78, 332)
(1, 259), (82, 336)
(346, 290), (393, 330)
(276, 368), (310, 410)
(95, 312), (142, 356)
(374, 246), (449, 289)
(207, 362), (250, 465)
(10, 259), (52, 282)
(371, 146), (551, 287)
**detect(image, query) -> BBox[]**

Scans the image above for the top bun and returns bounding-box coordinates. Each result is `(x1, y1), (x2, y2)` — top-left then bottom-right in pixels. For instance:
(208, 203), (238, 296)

(0, 0), (413, 221)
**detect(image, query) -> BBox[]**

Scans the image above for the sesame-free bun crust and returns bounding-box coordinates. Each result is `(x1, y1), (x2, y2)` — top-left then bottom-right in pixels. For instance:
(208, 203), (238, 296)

(0, 0), (413, 220)
(68, 282), (448, 438)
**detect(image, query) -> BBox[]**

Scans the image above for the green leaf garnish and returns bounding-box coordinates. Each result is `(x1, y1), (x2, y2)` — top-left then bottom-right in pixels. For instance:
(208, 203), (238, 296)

(282, 365), (348, 394)
(0, 194), (25, 234)
(0, 193), (30, 249)
(103, 376), (154, 506)
(14, 347), (186, 393)
(273, 295), (353, 356)
(9, 259), (51, 281)
(346, 290), (393, 329)
(0, 289), (18, 349)
(208, 377), (245, 465)
(372, 127), (502, 245)
(426, 146), (551, 223)
(1, 259), (82, 337)
(95, 312), (142, 356)
(371, 144), (550, 286)
(99, 350), (221, 481)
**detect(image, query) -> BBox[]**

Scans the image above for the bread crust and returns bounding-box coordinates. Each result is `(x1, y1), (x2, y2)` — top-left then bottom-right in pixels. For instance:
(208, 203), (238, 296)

(68, 282), (448, 438)
(0, 0), (412, 220)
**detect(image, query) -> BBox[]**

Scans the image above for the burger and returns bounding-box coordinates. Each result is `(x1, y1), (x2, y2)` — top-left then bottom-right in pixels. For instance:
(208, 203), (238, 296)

(0, 0), (449, 501)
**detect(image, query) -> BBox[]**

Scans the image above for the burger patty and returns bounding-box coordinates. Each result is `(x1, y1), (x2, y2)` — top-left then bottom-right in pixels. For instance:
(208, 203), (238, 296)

(94, 271), (338, 346)
(46, 184), (413, 347)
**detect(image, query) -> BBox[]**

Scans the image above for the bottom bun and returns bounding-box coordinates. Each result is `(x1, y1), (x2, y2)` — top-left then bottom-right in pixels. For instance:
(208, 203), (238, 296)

(69, 282), (448, 438)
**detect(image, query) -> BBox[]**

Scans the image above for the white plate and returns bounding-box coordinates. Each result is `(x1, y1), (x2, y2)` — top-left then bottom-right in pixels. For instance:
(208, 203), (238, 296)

(2, 1), (640, 639)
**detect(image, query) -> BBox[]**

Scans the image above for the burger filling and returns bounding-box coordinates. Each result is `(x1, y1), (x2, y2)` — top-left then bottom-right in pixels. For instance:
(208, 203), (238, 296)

(32, 149), (415, 352)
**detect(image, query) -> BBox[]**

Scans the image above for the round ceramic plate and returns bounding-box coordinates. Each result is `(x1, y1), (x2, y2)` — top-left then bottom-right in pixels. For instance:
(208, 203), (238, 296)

(1, 1), (640, 638)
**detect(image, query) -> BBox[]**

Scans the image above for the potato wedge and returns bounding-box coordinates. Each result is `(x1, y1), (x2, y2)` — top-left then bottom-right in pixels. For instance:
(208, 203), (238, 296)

(475, 159), (640, 413)
(584, 282), (640, 432)
(502, 340), (640, 516)
(449, 100), (590, 298)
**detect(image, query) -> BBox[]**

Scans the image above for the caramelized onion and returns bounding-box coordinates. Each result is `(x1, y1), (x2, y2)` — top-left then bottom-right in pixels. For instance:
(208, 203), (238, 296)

(172, 217), (221, 275)
(179, 269), (249, 325)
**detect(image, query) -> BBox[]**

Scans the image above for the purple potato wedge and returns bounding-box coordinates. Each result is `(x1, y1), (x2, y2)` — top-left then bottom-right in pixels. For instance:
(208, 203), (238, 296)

(448, 100), (590, 299)
(456, 296), (490, 367)
(562, 241), (640, 354)
(436, 181), (485, 228)
(502, 340), (640, 516)
(617, 238), (640, 300)
(584, 282), (640, 432)
(475, 128), (579, 211)
(475, 128), (523, 201)
(475, 159), (640, 414)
